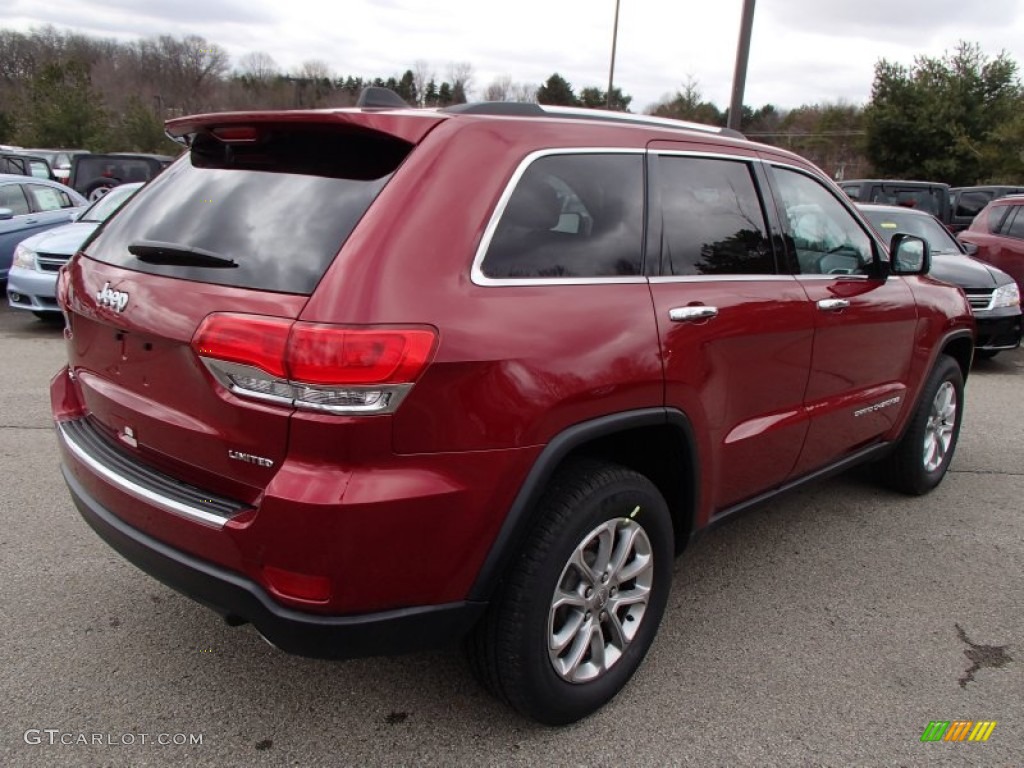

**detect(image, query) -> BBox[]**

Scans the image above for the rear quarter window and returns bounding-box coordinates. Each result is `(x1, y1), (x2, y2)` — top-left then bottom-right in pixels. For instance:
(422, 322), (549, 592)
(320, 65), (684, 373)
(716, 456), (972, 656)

(481, 153), (644, 280)
(83, 126), (412, 295)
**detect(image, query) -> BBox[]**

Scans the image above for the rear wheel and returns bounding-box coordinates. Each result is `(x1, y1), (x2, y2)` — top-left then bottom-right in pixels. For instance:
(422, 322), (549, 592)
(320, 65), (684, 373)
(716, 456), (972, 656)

(883, 355), (964, 495)
(466, 459), (673, 725)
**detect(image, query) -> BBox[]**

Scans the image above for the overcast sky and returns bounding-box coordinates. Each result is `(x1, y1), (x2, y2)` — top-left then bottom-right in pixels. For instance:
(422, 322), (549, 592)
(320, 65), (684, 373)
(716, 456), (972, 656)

(6, 0), (1024, 111)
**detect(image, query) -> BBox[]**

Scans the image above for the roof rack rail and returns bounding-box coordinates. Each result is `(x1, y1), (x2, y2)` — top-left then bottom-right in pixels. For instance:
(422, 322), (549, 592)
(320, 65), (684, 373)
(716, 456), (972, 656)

(441, 102), (546, 117)
(356, 86), (409, 109)
(441, 100), (744, 139)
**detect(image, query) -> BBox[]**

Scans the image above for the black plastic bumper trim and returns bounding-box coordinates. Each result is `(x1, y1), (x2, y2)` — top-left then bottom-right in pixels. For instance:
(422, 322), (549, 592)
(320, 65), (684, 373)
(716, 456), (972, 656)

(62, 464), (485, 659)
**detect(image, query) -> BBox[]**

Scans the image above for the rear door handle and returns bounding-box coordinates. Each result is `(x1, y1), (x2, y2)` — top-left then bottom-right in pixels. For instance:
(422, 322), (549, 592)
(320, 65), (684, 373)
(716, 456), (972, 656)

(669, 306), (719, 322)
(817, 299), (850, 311)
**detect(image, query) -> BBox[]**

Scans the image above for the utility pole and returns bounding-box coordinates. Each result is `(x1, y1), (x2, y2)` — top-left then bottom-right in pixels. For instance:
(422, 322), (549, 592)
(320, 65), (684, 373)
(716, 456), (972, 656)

(727, 0), (756, 132)
(606, 0), (621, 110)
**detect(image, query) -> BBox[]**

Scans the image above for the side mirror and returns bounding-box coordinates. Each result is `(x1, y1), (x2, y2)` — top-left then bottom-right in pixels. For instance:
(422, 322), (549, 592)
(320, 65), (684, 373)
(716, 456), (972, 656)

(0, 207), (13, 221)
(889, 233), (930, 275)
(961, 241), (979, 256)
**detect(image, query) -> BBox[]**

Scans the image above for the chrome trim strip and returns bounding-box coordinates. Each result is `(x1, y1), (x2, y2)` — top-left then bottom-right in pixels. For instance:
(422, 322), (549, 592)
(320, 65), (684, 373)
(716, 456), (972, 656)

(200, 359), (414, 414)
(649, 274), (796, 283)
(794, 274), (873, 281)
(57, 421), (230, 529)
(470, 148), (646, 288)
(651, 149), (766, 162)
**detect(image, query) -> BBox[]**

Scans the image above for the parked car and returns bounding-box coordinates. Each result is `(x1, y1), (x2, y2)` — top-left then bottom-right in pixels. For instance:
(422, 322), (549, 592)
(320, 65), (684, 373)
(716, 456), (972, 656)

(7, 182), (142, 319)
(0, 174), (87, 280)
(950, 185), (1024, 232)
(69, 153), (173, 200)
(20, 148), (91, 183)
(858, 203), (1021, 358)
(0, 152), (57, 181)
(52, 90), (974, 726)
(839, 179), (952, 227)
(957, 194), (1024, 299)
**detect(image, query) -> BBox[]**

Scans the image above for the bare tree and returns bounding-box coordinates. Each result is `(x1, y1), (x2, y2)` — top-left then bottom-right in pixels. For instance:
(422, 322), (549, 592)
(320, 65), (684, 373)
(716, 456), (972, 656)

(412, 59), (433, 106)
(238, 51), (279, 85)
(512, 82), (538, 103)
(484, 75), (513, 102)
(297, 59), (332, 82)
(447, 61), (474, 102)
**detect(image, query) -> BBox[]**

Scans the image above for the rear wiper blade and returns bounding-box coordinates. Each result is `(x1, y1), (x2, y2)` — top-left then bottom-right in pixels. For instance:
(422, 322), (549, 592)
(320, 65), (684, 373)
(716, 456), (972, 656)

(128, 241), (238, 268)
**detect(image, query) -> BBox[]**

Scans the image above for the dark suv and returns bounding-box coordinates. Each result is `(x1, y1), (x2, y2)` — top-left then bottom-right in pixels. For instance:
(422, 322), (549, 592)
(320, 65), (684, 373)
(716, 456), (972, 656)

(52, 93), (975, 725)
(839, 179), (952, 227)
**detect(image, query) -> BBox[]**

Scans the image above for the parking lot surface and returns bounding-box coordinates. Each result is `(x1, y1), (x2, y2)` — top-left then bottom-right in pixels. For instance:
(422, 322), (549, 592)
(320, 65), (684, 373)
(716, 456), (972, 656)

(1, 301), (1021, 767)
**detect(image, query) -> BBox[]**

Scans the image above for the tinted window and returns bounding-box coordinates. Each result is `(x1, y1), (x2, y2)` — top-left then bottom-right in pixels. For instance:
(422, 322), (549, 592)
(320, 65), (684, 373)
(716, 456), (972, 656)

(1005, 206), (1024, 239)
(774, 168), (874, 275)
(0, 156), (27, 175)
(840, 184), (860, 199)
(869, 185), (943, 216)
(0, 183), (30, 215)
(483, 154), (643, 279)
(657, 156), (772, 276)
(85, 126), (410, 295)
(990, 205), (1015, 234)
(956, 191), (992, 219)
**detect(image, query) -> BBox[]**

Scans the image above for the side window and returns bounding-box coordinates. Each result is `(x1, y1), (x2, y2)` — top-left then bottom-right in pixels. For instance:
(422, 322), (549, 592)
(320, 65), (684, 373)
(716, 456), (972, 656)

(989, 205), (1014, 234)
(657, 156), (773, 275)
(956, 191), (991, 219)
(482, 154), (643, 279)
(27, 185), (72, 211)
(840, 184), (860, 199)
(29, 160), (50, 178)
(0, 184), (31, 215)
(1004, 206), (1024, 239)
(773, 167), (874, 276)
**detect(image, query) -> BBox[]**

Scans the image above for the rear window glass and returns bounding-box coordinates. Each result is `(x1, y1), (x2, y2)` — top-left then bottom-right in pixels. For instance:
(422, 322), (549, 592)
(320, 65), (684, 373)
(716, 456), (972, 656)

(869, 185), (944, 216)
(84, 126), (411, 295)
(482, 153), (644, 279)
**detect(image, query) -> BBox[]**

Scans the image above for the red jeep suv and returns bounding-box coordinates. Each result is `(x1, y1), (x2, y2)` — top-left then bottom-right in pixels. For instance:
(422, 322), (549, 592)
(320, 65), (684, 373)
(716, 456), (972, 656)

(52, 89), (975, 725)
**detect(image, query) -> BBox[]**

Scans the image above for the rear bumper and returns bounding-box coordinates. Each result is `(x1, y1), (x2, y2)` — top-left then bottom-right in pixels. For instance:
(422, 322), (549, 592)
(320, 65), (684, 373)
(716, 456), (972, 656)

(62, 462), (486, 659)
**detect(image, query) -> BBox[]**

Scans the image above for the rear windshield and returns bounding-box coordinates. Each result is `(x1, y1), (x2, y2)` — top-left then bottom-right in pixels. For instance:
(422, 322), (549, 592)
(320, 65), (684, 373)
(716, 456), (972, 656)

(74, 157), (157, 187)
(84, 126), (411, 294)
(868, 185), (945, 216)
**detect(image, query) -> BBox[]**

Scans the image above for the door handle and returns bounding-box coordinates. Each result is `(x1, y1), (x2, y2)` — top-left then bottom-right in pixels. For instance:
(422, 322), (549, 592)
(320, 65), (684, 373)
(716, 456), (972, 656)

(817, 299), (850, 311)
(669, 306), (719, 322)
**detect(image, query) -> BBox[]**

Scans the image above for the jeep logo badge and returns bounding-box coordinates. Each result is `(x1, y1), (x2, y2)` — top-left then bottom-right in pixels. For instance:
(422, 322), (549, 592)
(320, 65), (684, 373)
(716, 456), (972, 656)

(96, 282), (129, 313)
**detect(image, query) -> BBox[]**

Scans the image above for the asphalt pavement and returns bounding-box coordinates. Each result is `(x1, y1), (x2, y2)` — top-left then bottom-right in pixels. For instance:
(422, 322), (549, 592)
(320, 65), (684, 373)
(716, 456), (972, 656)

(0, 300), (1021, 768)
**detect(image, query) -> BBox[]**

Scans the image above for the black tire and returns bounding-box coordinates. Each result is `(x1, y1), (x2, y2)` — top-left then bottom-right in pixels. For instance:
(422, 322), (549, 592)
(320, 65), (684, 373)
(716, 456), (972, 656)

(466, 458), (673, 725)
(882, 355), (964, 495)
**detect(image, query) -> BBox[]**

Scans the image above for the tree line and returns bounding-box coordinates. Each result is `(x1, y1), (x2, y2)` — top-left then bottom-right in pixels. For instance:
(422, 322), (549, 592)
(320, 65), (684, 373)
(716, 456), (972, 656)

(1, 27), (1020, 186)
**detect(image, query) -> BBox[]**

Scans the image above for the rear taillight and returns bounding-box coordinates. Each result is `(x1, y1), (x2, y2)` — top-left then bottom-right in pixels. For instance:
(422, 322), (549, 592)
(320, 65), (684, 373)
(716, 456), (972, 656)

(192, 314), (437, 414)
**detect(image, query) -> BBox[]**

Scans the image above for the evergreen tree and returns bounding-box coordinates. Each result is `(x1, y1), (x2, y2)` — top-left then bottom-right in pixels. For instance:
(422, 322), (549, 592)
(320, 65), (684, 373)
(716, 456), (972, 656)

(537, 73), (579, 106)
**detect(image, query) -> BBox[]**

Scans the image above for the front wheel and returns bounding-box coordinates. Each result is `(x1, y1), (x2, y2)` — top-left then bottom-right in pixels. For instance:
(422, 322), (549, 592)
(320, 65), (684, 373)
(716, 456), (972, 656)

(883, 355), (964, 495)
(466, 459), (674, 725)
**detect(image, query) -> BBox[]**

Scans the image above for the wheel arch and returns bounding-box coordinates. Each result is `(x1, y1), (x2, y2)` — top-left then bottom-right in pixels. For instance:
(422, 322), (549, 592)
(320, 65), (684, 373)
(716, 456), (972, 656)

(468, 408), (698, 602)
